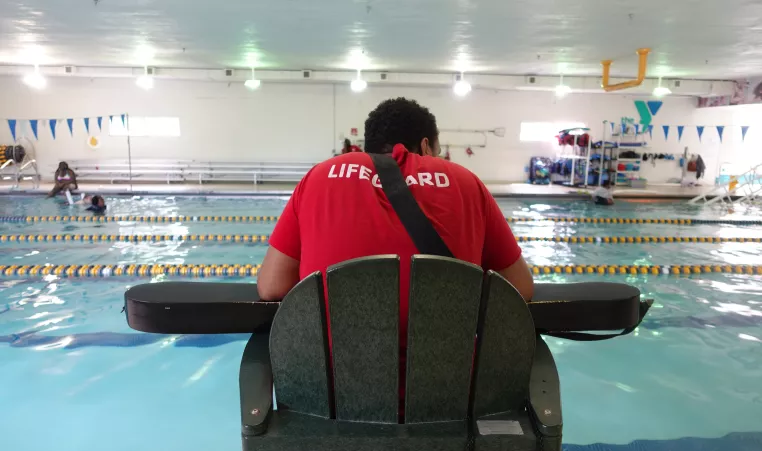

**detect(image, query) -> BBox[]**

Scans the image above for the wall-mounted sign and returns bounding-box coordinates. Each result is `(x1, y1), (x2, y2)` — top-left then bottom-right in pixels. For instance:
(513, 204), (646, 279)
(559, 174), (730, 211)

(88, 135), (101, 149)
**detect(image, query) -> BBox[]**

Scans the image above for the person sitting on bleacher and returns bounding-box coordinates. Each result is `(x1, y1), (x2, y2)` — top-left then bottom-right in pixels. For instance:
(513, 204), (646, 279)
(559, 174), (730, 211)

(257, 97), (533, 326)
(47, 161), (78, 198)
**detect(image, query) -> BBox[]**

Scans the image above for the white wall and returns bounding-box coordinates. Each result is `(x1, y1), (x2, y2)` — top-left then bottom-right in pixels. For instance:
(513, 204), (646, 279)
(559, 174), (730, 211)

(0, 75), (741, 183)
(690, 104), (762, 181)
(336, 87), (697, 182)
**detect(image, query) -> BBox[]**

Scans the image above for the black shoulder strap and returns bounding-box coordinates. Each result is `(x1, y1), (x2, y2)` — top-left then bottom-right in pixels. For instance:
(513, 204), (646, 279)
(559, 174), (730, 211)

(368, 152), (651, 343)
(367, 153), (454, 258)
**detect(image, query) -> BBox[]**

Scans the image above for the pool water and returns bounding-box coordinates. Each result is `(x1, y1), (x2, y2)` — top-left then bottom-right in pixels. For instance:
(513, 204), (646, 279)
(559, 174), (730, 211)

(0, 195), (761, 451)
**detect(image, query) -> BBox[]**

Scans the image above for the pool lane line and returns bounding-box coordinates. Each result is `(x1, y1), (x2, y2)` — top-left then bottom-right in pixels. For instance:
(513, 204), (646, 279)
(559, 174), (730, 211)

(515, 236), (762, 244)
(1, 234), (762, 244)
(0, 264), (262, 278)
(0, 215), (280, 223)
(531, 264), (762, 276)
(0, 215), (760, 226)
(0, 234), (272, 243)
(0, 263), (760, 278)
(507, 217), (762, 225)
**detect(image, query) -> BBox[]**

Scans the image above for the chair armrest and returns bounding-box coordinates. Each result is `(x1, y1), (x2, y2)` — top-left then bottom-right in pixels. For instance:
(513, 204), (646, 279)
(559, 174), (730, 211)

(124, 282), (279, 334)
(527, 335), (562, 438)
(240, 333), (273, 436)
(530, 282), (642, 333)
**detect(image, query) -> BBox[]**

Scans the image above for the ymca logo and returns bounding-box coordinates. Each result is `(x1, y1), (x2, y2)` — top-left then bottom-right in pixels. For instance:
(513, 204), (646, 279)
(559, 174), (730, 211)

(633, 100), (663, 127)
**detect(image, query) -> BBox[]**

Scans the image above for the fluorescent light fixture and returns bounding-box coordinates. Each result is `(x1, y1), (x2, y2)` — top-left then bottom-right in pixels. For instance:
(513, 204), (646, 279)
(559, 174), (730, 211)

(136, 74), (154, 90)
(653, 77), (671, 97)
(23, 65), (46, 89)
(351, 69), (367, 92)
(555, 74), (571, 98)
(453, 72), (471, 96)
(245, 68), (261, 90)
(136, 66), (154, 90)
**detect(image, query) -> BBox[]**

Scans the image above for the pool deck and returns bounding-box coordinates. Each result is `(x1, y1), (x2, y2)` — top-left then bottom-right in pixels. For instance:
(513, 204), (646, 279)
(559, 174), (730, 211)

(0, 181), (719, 199)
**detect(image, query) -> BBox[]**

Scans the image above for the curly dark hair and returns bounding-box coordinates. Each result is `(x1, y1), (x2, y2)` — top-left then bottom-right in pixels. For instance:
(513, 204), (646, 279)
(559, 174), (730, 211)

(364, 97), (439, 154)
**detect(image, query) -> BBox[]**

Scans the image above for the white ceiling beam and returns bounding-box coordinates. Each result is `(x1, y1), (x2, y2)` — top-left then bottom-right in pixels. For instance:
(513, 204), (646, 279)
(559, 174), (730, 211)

(0, 65), (734, 97)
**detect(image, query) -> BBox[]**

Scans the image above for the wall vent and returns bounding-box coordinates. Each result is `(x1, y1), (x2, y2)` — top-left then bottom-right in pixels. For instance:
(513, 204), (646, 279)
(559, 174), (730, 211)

(380, 72), (388, 81)
(302, 70), (312, 79)
(673, 80), (681, 88)
(146, 67), (156, 76)
(526, 76), (537, 84)
(64, 66), (75, 74)
(224, 69), (234, 77)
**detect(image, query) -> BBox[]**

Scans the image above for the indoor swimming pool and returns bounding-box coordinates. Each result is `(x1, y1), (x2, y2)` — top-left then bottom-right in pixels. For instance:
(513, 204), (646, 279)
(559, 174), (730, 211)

(0, 195), (761, 451)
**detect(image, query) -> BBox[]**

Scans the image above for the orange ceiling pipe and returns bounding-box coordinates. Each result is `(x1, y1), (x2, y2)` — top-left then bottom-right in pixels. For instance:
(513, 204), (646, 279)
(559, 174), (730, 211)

(601, 48), (651, 92)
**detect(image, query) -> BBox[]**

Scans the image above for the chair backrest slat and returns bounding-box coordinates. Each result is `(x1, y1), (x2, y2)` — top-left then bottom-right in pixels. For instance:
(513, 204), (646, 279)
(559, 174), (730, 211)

(327, 256), (400, 423)
(405, 256), (483, 423)
(471, 271), (536, 418)
(269, 272), (333, 418)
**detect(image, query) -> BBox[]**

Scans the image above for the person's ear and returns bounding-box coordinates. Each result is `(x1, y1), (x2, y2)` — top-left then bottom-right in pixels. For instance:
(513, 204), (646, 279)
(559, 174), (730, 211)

(420, 137), (433, 156)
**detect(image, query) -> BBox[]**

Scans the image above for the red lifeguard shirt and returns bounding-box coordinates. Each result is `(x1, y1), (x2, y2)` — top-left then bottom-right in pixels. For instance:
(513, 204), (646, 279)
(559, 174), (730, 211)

(268, 144), (522, 338)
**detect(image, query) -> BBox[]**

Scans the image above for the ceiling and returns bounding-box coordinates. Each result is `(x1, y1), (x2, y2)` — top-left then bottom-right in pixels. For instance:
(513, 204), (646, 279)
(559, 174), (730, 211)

(1, 0), (761, 79)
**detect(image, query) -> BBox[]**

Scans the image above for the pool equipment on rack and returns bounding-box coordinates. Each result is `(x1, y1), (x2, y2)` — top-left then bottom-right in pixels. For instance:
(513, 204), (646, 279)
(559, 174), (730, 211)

(612, 119), (648, 188)
(554, 127), (592, 186)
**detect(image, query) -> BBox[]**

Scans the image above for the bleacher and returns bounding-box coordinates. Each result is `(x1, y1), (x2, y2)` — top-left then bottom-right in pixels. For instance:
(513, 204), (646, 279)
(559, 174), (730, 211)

(52, 160), (318, 185)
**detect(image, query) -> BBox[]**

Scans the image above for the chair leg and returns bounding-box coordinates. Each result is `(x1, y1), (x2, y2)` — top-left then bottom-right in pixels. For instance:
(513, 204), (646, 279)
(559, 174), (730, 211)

(527, 335), (562, 446)
(240, 333), (274, 437)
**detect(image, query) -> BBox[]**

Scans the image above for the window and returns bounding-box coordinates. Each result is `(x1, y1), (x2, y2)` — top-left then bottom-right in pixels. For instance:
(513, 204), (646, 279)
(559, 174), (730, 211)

(109, 117), (181, 137)
(520, 122), (586, 142)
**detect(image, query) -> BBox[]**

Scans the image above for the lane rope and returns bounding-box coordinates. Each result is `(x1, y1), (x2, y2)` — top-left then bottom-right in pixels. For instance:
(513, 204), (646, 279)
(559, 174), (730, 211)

(0, 263), (759, 278)
(530, 264), (762, 276)
(0, 234), (271, 243)
(1, 234), (761, 244)
(0, 264), (262, 278)
(518, 236), (762, 244)
(0, 215), (279, 223)
(0, 215), (759, 226)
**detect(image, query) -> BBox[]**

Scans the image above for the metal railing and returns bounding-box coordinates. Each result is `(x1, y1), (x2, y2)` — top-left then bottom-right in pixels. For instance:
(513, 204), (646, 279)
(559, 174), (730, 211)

(688, 161), (762, 206)
(43, 159), (317, 185)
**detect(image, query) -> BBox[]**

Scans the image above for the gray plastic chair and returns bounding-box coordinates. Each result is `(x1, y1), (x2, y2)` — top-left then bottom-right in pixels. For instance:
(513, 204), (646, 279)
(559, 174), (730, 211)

(239, 255), (561, 451)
